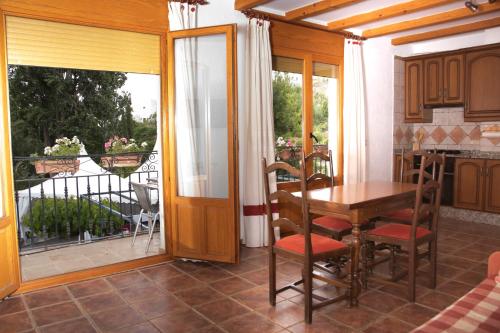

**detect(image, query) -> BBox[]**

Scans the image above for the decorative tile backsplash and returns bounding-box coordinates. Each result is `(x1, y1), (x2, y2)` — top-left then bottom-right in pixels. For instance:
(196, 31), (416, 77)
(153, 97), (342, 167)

(393, 58), (500, 152)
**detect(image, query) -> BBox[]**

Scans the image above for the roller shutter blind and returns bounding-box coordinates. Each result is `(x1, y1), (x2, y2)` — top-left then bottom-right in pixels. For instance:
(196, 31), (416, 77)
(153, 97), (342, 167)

(6, 16), (160, 74)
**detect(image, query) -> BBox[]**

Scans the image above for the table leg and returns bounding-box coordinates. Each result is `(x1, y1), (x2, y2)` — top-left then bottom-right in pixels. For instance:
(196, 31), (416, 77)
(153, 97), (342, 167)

(350, 210), (362, 306)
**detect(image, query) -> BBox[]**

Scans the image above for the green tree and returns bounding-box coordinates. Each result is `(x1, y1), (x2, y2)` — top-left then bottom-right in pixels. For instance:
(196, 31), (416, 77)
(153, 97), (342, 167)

(272, 72), (302, 143)
(8, 65), (153, 157)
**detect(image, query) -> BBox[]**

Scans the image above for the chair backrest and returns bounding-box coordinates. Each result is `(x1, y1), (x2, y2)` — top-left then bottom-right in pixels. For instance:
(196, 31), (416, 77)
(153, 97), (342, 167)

(262, 158), (312, 254)
(398, 148), (432, 184)
(303, 150), (334, 189)
(131, 182), (154, 212)
(411, 153), (446, 238)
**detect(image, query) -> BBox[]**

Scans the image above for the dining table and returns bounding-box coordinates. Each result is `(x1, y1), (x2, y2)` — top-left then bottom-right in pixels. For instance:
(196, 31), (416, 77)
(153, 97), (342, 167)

(295, 180), (418, 304)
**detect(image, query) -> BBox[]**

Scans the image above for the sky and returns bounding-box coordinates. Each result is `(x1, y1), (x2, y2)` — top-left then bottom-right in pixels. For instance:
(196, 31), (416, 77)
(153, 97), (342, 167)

(120, 73), (161, 121)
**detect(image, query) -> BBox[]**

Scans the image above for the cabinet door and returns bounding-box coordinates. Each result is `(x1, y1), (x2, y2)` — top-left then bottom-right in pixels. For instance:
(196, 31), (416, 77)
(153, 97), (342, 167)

(405, 60), (424, 121)
(454, 159), (484, 211)
(485, 160), (500, 214)
(465, 48), (500, 121)
(443, 54), (464, 104)
(424, 57), (442, 105)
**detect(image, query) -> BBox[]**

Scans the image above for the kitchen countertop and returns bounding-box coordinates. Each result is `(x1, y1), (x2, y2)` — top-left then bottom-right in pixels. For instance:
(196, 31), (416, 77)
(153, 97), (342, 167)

(393, 149), (500, 160)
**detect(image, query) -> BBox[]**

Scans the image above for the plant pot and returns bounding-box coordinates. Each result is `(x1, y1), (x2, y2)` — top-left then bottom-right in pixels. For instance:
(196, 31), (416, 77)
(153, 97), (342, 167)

(101, 154), (143, 168)
(34, 159), (80, 175)
(279, 150), (291, 161)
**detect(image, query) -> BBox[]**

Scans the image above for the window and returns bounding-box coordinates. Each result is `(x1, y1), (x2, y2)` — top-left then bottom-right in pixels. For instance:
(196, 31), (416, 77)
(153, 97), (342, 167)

(272, 53), (342, 182)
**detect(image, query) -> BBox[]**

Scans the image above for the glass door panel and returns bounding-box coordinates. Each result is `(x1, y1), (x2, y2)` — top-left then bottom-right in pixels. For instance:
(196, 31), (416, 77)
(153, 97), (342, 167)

(313, 62), (340, 177)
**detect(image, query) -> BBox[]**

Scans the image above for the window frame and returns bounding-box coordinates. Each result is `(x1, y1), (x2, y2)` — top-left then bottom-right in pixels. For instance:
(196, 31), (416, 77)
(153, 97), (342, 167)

(272, 47), (344, 184)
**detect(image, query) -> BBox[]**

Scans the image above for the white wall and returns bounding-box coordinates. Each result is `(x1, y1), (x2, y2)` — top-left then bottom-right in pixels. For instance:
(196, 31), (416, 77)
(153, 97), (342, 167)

(362, 37), (394, 181)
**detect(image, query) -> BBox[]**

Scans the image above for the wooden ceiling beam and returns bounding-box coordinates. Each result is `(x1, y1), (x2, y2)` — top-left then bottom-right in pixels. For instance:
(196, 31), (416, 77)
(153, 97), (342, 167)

(363, 2), (500, 38)
(392, 17), (500, 45)
(285, 0), (362, 21)
(327, 0), (456, 31)
(234, 0), (273, 11)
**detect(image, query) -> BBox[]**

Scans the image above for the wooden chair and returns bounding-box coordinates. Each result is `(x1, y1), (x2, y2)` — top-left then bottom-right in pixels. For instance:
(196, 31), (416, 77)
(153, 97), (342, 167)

(362, 153), (445, 302)
(381, 149), (432, 226)
(304, 150), (372, 240)
(262, 157), (353, 323)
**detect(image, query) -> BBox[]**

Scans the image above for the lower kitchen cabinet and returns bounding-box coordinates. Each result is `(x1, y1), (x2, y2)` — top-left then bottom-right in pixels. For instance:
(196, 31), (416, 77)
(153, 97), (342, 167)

(454, 158), (500, 213)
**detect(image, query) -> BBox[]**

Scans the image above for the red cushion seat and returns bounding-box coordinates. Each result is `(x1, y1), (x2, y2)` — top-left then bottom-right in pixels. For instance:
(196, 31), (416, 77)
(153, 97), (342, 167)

(367, 223), (431, 241)
(384, 208), (430, 222)
(274, 233), (347, 256)
(312, 216), (352, 232)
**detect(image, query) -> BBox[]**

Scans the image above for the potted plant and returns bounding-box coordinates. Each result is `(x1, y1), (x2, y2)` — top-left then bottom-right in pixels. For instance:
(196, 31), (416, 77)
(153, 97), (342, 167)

(275, 136), (298, 161)
(33, 136), (82, 174)
(101, 136), (148, 168)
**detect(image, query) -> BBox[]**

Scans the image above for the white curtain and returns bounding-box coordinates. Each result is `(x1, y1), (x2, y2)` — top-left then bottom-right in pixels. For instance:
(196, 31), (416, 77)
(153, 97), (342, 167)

(169, 2), (205, 196)
(343, 39), (366, 184)
(242, 19), (275, 247)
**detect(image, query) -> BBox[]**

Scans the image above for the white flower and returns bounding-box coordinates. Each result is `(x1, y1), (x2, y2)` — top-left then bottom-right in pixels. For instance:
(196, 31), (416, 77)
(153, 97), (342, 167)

(44, 147), (52, 155)
(71, 136), (80, 144)
(130, 138), (136, 143)
(276, 137), (286, 146)
(141, 142), (148, 148)
(52, 144), (60, 151)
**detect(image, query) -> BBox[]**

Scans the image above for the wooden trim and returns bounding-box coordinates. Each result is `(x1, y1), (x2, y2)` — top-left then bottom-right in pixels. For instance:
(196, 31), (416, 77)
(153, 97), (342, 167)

(0, 0), (169, 34)
(303, 54), (313, 156)
(392, 17), (500, 46)
(16, 254), (172, 294)
(403, 42), (500, 61)
(327, 0), (456, 31)
(363, 2), (500, 38)
(234, 0), (272, 10)
(285, 0), (361, 21)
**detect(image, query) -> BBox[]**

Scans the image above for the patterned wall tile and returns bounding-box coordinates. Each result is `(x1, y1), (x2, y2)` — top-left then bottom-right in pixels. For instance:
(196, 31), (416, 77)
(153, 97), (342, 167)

(449, 126), (466, 144)
(431, 126), (447, 144)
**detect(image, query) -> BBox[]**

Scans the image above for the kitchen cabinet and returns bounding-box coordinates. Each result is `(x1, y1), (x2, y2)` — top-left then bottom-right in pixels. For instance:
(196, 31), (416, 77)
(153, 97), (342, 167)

(465, 48), (500, 121)
(454, 158), (500, 213)
(454, 158), (484, 211)
(423, 55), (464, 107)
(405, 60), (432, 123)
(485, 160), (500, 214)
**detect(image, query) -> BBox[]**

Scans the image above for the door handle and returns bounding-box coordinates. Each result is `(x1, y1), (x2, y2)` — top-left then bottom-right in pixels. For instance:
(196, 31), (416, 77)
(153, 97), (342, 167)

(310, 132), (319, 143)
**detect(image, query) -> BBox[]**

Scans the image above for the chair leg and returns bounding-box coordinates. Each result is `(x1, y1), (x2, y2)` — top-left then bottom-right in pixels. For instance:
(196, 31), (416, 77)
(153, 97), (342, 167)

(132, 209), (144, 246)
(361, 237), (368, 289)
(408, 247), (417, 302)
(429, 240), (437, 289)
(269, 249), (276, 306)
(389, 245), (397, 280)
(303, 262), (313, 324)
(145, 212), (160, 254)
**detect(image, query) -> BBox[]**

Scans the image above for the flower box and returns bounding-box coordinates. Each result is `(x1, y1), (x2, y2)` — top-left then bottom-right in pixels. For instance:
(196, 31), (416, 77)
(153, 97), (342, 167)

(34, 159), (80, 175)
(101, 154), (143, 168)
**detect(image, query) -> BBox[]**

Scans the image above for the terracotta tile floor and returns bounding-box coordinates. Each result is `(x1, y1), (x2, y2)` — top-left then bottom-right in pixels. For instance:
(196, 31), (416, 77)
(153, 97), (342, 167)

(1, 217), (499, 333)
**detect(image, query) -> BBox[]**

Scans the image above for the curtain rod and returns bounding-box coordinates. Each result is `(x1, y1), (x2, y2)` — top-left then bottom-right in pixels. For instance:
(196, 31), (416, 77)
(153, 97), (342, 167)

(242, 9), (270, 22)
(168, 0), (209, 5)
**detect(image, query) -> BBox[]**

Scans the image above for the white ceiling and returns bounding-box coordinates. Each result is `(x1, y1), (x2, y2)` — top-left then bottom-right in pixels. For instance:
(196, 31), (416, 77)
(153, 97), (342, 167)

(255, 0), (499, 38)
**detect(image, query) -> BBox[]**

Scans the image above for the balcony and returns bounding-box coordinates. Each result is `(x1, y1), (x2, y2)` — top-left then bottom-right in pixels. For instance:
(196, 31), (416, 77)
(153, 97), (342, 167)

(13, 151), (164, 280)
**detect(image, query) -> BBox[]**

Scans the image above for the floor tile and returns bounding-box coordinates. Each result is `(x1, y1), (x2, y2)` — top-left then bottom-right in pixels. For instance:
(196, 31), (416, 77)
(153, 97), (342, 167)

(321, 303), (380, 330)
(107, 322), (160, 333)
(416, 291), (458, 311)
(24, 287), (71, 308)
(78, 292), (126, 313)
(195, 298), (250, 323)
(38, 317), (96, 333)
(31, 301), (82, 327)
(391, 303), (438, 327)
(171, 260), (212, 274)
(67, 278), (112, 298)
(287, 314), (354, 333)
(358, 290), (407, 314)
(256, 300), (304, 327)
(240, 268), (270, 285)
(159, 274), (204, 293)
(118, 282), (165, 303)
(150, 308), (211, 333)
(363, 316), (415, 333)
(106, 271), (150, 289)
(189, 266), (233, 283)
(90, 305), (144, 331)
(220, 312), (282, 333)
(140, 264), (183, 284)
(174, 286), (225, 307)
(0, 311), (33, 333)
(210, 276), (256, 295)
(438, 280), (474, 297)
(0, 297), (25, 316)
(130, 294), (188, 319)
(232, 286), (278, 310)
(455, 270), (486, 286)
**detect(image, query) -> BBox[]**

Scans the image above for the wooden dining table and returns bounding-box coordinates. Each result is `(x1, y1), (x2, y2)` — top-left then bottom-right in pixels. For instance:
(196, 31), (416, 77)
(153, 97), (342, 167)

(295, 180), (418, 304)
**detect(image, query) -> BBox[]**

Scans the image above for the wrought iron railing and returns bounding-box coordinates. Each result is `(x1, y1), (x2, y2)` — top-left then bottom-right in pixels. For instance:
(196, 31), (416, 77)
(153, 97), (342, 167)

(13, 151), (159, 254)
(275, 144), (330, 182)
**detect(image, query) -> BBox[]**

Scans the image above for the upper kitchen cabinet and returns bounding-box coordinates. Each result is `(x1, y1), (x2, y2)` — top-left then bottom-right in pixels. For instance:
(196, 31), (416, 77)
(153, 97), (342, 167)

(405, 59), (432, 123)
(465, 47), (500, 121)
(423, 54), (464, 107)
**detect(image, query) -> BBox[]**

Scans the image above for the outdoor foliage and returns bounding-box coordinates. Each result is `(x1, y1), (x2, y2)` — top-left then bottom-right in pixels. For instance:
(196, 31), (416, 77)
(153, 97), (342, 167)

(23, 197), (124, 239)
(273, 73), (330, 145)
(104, 136), (148, 154)
(8, 66), (157, 158)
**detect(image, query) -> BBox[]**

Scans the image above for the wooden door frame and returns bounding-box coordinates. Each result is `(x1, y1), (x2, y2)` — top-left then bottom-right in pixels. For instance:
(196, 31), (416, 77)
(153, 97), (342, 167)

(167, 24), (239, 263)
(272, 47), (344, 184)
(0, 3), (173, 294)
